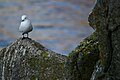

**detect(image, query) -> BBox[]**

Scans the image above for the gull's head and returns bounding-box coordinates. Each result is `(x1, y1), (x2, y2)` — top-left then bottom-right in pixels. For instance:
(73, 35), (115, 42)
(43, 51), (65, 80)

(21, 15), (27, 21)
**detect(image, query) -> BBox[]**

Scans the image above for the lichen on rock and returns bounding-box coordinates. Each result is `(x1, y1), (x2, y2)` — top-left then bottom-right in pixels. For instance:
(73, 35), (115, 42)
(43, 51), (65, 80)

(0, 38), (66, 80)
(65, 32), (100, 80)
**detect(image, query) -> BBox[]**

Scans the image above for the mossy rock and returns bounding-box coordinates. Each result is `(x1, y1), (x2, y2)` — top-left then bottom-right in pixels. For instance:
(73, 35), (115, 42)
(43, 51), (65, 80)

(0, 38), (66, 80)
(65, 32), (100, 80)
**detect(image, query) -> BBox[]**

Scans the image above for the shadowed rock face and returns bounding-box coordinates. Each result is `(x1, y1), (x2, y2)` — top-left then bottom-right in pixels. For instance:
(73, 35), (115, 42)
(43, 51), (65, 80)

(65, 32), (99, 80)
(89, 0), (120, 80)
(0, 38), (66, 80)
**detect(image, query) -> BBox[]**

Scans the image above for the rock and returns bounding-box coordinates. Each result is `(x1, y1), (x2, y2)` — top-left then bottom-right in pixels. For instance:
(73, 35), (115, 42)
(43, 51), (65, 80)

(0, 38), (66, 80)
(89, 0), (120, 80)
(65, 32), (99, 80)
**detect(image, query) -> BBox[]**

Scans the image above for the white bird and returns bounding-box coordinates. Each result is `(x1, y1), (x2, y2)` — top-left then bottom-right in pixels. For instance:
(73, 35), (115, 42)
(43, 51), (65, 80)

(19, 15), (33, 38)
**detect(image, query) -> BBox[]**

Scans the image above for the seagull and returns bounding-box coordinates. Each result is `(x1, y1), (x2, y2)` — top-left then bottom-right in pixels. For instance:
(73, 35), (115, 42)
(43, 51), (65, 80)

(19, 15), (33, 38)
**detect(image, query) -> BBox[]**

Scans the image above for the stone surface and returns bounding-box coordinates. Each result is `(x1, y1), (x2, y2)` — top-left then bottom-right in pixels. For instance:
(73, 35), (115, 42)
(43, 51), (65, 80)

(0, 38), (66, 80)
(89, 0), (120, 80)
(65, 32), (99, 80)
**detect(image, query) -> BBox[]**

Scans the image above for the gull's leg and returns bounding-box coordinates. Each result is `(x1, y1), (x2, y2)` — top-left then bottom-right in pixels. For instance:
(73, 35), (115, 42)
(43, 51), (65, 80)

(27, 33), (29, 38)
(22, 33), (25, 39)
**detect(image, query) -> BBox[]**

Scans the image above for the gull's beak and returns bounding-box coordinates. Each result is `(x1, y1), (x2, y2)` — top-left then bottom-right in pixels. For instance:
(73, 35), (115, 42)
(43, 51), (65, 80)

(21, 19), (24, 22)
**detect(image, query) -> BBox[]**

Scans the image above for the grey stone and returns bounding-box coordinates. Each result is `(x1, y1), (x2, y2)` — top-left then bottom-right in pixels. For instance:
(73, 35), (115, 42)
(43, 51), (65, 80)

(89, 0), (120, 80)
(65, 32), (99, 80)
(0, 38), (66, 80)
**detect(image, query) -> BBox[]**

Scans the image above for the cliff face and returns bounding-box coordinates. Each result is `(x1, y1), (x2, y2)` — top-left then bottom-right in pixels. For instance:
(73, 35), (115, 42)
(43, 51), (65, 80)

(0, 38), (66, 80)
(89, 0), (120, 80)
(65, 0), (120, 79)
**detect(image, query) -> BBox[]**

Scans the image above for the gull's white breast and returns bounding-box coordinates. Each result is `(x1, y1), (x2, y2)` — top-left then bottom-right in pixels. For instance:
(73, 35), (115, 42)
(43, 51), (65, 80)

(19, 19), (33, 33)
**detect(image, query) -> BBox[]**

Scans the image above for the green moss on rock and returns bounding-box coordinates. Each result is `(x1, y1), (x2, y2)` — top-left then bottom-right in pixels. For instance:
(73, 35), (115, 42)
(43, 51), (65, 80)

(0, 38), (66, 80)
(65, 32), (100, 80)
